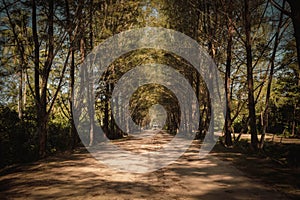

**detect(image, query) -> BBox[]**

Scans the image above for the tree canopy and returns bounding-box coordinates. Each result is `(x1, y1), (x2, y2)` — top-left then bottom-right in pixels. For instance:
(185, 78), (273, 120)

(0, 0), (299, 166)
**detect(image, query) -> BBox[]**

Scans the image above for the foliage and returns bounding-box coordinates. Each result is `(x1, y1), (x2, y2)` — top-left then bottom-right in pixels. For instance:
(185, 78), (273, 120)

(0, 105), (37, 167)
(0, 0), (299, 166)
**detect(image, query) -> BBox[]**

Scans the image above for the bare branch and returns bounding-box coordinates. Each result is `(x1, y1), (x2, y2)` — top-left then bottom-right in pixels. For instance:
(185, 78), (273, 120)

(47, 49), (71, 115)
(269, 0), (291, 17)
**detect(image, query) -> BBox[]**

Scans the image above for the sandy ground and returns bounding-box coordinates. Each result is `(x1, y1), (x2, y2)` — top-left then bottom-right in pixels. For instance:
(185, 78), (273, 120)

(0, 130), (289, 199)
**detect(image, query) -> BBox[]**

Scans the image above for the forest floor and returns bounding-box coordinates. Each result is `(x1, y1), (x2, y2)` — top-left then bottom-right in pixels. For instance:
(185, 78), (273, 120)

(0, 130), (299, 200)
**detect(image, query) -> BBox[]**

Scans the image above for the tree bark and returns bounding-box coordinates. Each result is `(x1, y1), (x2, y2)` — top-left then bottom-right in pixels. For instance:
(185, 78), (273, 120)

(224, 4), (233, 147)
(18, 68), (23, 120)
(286, 0), (300, 70)
(32, 0), (42, 156)
(288, 1), (300, 137)
(35, 0), (54, 157)
(291, 103), (296, 136)
(65, 0), (79, 149)
(88, 1), (95, 145)
(244, 0), (258, 149)
(104, 82), (109, 137)
(69, 48), (78, 148)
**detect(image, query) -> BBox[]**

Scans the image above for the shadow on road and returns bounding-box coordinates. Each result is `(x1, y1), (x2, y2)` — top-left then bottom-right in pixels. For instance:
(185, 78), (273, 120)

(0, 130), (294, 199)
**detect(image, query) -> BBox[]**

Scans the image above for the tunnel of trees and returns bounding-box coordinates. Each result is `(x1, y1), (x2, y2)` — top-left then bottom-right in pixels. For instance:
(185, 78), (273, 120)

(0, 0), (299, 167)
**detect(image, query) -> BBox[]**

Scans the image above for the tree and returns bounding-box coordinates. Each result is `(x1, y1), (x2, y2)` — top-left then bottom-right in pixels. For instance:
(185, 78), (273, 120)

(32, 0), (70, 157)
(270, 0), (300, 71)
(260, 0), (286, 148)
(224, 0), (234, 147)
(1, 0), (32, 120)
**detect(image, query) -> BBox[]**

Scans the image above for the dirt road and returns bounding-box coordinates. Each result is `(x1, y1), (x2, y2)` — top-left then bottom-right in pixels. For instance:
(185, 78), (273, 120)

(0, 130), (287, 199)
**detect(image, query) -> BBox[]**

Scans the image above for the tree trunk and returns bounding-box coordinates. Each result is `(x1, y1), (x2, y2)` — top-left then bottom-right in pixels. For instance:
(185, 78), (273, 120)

(70, 46), (78, 148)
(38, 111), (48, 157)
(110, 83), (115, 138)
(291, 103), (296, 136)
(69, 41), (78, 148)
(32, 0), (39, 102)
(23, 70), (27, 106)
(66, 0), (78, 149)
(18, 68), (23, 120)
(224, 7), (233, 147)
(37, 0), (54, 157)
(244, 0), (258, 149)
(65, 0), (78, 149)
(88, 1), (95, 145)
(32, 0), (42, 156)
(207, 42), (215, 142)
(104, 82), (109, 137)
(287, 0), (300, 70)
(79, 37), (94, 146)
(206, 1), (216, 141)
(260, 1), (285, 149)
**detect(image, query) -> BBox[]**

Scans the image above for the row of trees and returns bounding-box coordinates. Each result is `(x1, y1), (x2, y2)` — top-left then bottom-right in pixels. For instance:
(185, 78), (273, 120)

(177, 0), (300, 148)
(0, 0), (299, 166)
